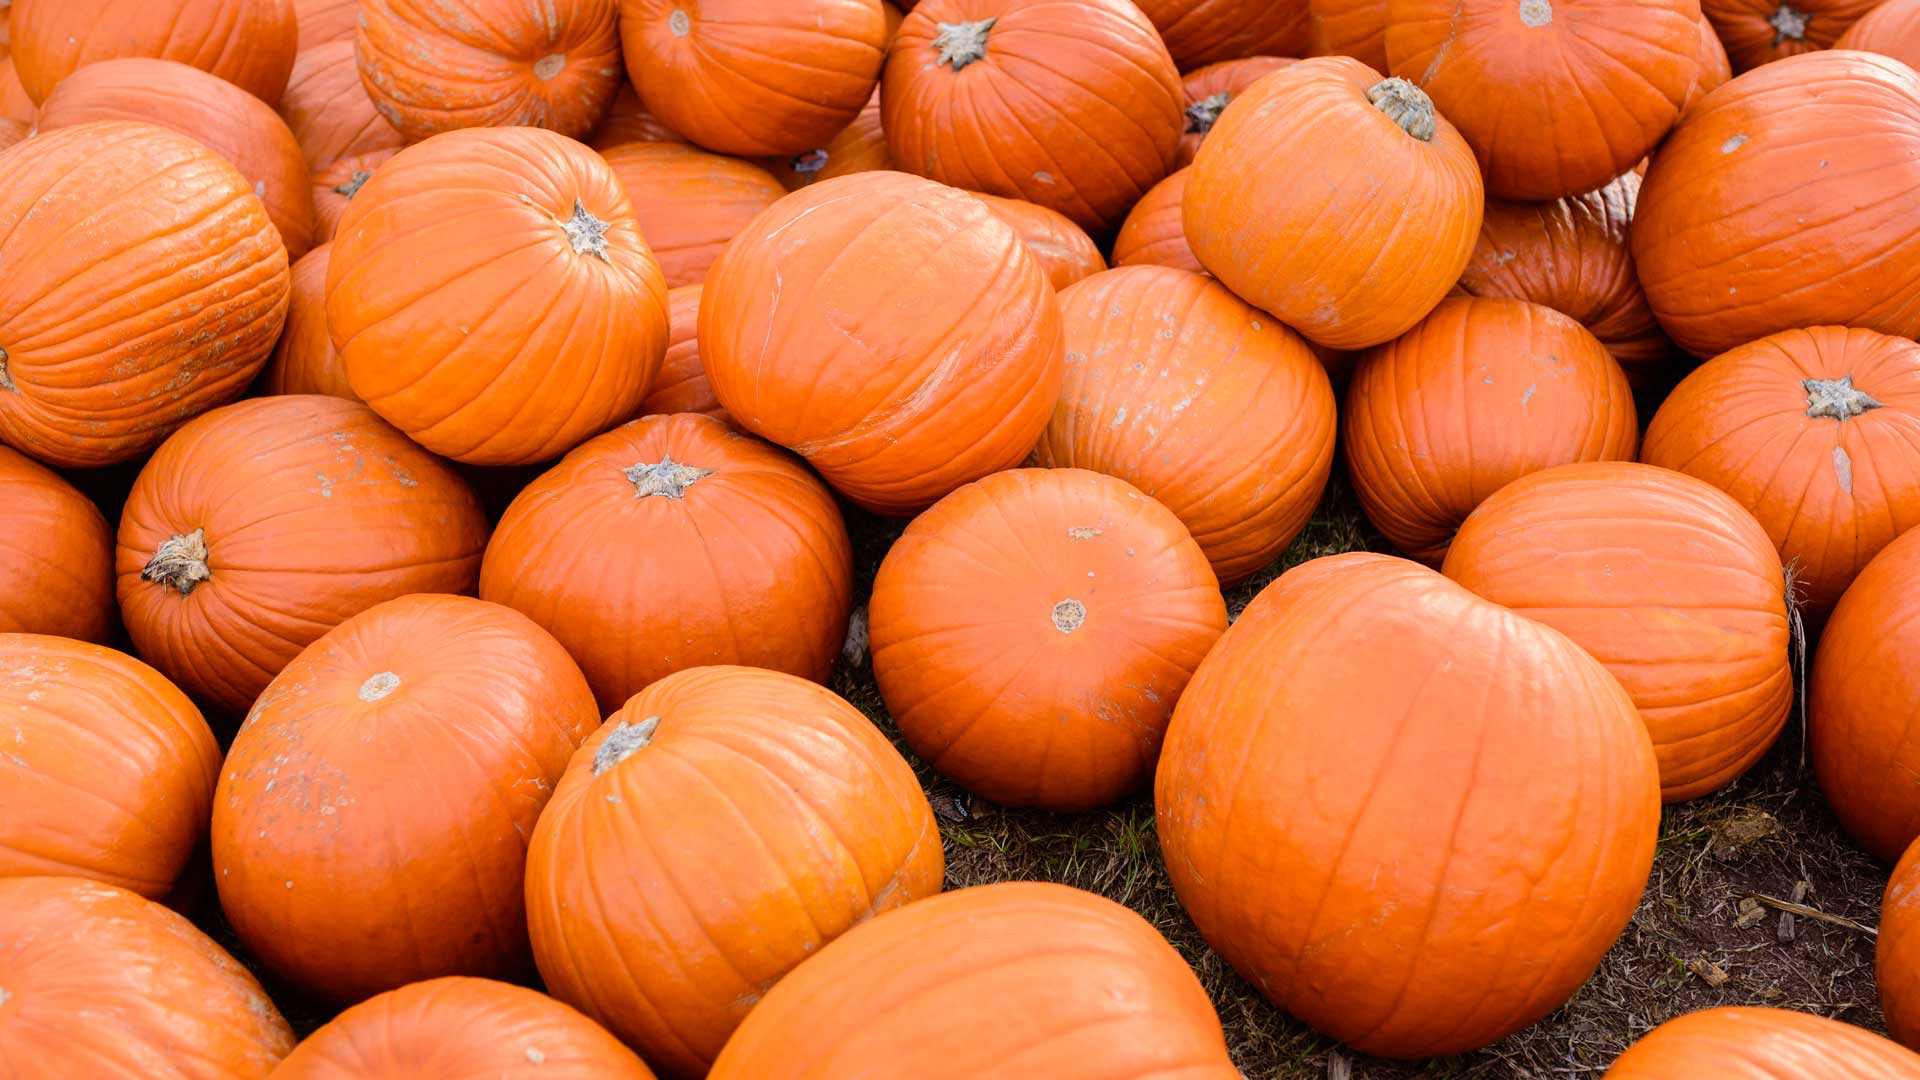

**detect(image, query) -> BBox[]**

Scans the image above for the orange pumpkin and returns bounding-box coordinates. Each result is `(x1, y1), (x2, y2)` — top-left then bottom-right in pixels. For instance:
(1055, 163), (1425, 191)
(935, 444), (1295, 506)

(1112, 166), (1204, 273)
(637, 285), (727, 422)
(1604, 1007), (1920, 1077)
(762, 88), (890, 190)
(311, 147), (397, 242)
(1034, 266), (1337, 582)
(0, 56), (29, 121)
(326, 127), (669, 466)
(618, 0), (887, 157)
(1184, 57), (1483, 350)
(0, 122), (288, 469)
(974, 193), (1107, 292)
(1177, 56), (1295, 168)
(278, 40), (404, 172)
(599, 142), (786, 288)
(1135, 0), (1312, 68)
(1838, 0), (1920, 66)
(1685, 13), (1733, 113)
(526, 665), (943, 1079)
(1641, 327), (1920, 619)
(1308, 0), (1388, 68)
(699, 171), (1064, 515)
(0, 115), (22, 150)
(480, 414), (852, 713)
(295, 0), (358, 50)
(1156, 552), (1660, 1059)
(584, 82), (684, 151)
(0, 448), (112, 641)
(12, 0), (297, 105)
(708, 882), (1239, 1080)
(1885, 837), (1920, 1049)
(261, 245), (354, 400)
(116, 396), (489, 718)
(1702, 0), (1884, 69)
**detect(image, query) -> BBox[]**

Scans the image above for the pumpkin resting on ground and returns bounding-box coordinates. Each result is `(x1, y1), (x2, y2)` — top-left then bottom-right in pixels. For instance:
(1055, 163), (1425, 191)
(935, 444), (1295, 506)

(1112, 167), (1203, 274)
(1603, 1007), (1920, 1077)
(637, 285), (726, 422)
(0, 447), (113, 641)
(598, 141), (786, 288)
(1883, 838), (1920, 1050)
(260, 244), (354, 400)
(11, 0), (297, 105)
(974, 193), (1107, 293)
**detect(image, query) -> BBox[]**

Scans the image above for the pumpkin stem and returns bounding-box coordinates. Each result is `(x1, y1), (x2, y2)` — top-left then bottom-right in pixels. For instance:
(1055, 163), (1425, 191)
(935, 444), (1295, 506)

(593, 715), (662, 776)
(0, 347), (12, 392)
(533, 54), (565, 81)
(1803, 375), (1882, 420)
(143, 528), (211, 597)
(358, 672), (401, 702)
(1769, 1), (1808, 43)
(564, 199), (611, 262)
(1518, 0), (1553, 26)
(1184, 92), (1231, 135)
(790, 148), (830, 175)
(333, 170), (372, 199)
(625, 453), (714, 499)
(1051, 598), (1087, 633)
(934, 18), (995, 71)
(668, 8), (691, 36)
(1367, 78), (1437, 142)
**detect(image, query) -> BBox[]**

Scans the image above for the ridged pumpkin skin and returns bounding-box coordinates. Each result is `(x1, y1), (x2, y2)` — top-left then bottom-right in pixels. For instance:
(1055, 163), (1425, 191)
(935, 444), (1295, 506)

(0, 636), (218, 896)
(1309, 0), (1389, 68)
(0, 117), (23, 151)
(975, 193), (1107, 293)
(585, 83), (684, 150)
(262, 245), (354, 400)
(481, 414), (853, 713)
(1839, 0), (1920, 67)
(1604, 1007), (1920, 1078)
(1345, 297), (1639, 564)
(1184, 56), (1483, 350)
(312, 147), (396, 242)
(1137, 0), (1311, 68)
(295, 0), (358, 49)
(1640, 327), (1920, 619)
(1034, 267), (1337, 582)
(115, 396), (489, 718)
(1155, 553), (1661, 1059)
(619, 0), (887, 157)
(1177, 57), (1295, 168)
(0, 58), (29, 122)
(1885, 838), (1920, 1049)
(1701, 0), (1884, 69)
(637, 285), (726, 422)
(763, 88), (890, 190)
(699, 172), (1064, 515)
(1443, 463), (1791, 802)
(278, 41), (404, 172)
(274, 977), (657, 1079)
(12, 0), (296, 105)
(599, 142), (786, 288)
(1685, 13), (1733, 112)
(1634, 52), (1920, 358)
(708, 882), (1240, 1080)
(0, 876), (295, 1079)
(0, 448), (112, 641)
(1113, 166), (1203, 273)
(326, 127), (669, 466)
(526, 666), (943, 1079)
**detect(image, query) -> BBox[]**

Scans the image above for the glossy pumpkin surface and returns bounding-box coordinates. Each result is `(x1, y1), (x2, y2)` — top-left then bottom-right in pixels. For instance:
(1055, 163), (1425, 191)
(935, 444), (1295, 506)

(277, 40), (404, 172)
(261, 244), (353, 400)
(1883, 837), (1920, 1050)
(1112, 166), (1203, 273)
(11, 0), (297, 105)
(599, 141), (786, 288)
(0, 447), (113, 641)
(1604, 1007), (1920, 1077)
(975, 193), (1107, 292)
(637, 285), (726, 422)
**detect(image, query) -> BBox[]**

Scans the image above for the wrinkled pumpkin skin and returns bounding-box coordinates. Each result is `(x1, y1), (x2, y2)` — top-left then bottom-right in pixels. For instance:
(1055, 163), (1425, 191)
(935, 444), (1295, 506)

(1604, 1007), (1920, 1078)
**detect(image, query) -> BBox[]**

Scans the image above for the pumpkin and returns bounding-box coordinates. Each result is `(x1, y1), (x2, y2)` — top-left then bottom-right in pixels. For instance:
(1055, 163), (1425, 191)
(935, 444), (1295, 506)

(1112, 166), (1204, 273)
(1344, 297), (1639, 564)
(708, 882), (1239, 1080)
(1308, 0), (1389, 69)
(480, 413), (852, 713)
(274, 977), (657, 1079)
(526, 665), (943, 1079)
(1604, 1007), (1920, 1078)
(1156, 552), (1660, 1058)
(637, 285), (727, 422)
(1701, 0), (1885, 69)
(116, 395), (489, 717)
(1838, 0), (1920, 65)
(278, 41), (404, 172)
(1033, 266), (1338, 582)
(295, 0), (358, 50)
(618, 0), (887, 157)
(311, 148), (398, 242)
(0, 56), (28, 121)
(699, 171), (1064, 515)
(584, 82), (684, 151)
(1685, 13), (1733, 113)
(1135, 0), (1312, 69)
(1443, 463), (1791, 802)
(763, 88), (890, 190)
(0, 115), (21, 150)
(1885, 837), (1920, 1050)
(1641, 326), (1920, 619)
(1184, 57), (1483, 350)
(0, 448), (113, 641)
(974, 193), (1107, 292)
(326, 127), (669, 466)
(883, 0), (1183, 233)
(1177, 56), (1295, 168)
(599, 142), (786, 288)
(11, 0), (297, 105)
(260, 245), (353, 400)
(1634, 52), (1920, 358)
(0, 122), (288, 469)
(0, 876), (294, 1078)
(355, 0), (622, 141)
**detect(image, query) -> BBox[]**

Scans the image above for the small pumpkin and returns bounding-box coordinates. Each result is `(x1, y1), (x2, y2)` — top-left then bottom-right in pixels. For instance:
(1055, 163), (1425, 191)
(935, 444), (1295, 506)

(974, 193), (1107, 292)
(260, 245), (353, 400)
(763, 88), (890, 190)
(584, 82), (685, 151)
(1308, 0), (1389, 69)
(1135, 0), (1312, 69)
(637, 285), (727, 423)
(311, 147), (397, 241)
(1701, 0), (1884, 69)
(11, 0), (297, 105)
(1837, 0), (1920, 66)
(1885, 837), (1920, 1050)
(278, 40), (404, 172)
(1112, 166), (1204, 274)
(295, 0), (358, 49)
(0, 448), (113, 641)
(599, 141), (786, 288)
(1177, 56), (1295, 168)
(1604, 1007), (1920, 1078)
(1685, 13), (1733, 113)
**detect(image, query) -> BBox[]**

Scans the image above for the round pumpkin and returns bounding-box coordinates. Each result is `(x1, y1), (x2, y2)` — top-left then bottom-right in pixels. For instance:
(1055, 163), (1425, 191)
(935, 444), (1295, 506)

(1156, 552), (1660, 1059)
(0, 876), (294, 1078)
(637, 285), (726, 422)
(1640, 326), (1920, 619)
(1184, 56), (1483, 350)
(311, 147), (397, 242)
(1135, 0), (1312, 69)
(1308, 0), (1389, 68)
(278, 40), (404, 172)
(526, 665), (943, 1079)
(618, 0), (887, 157)
(0, 56), (29, 122)
(295, 0), (357, 49)
(974, 193), (1107, 292)
(326, 126), (669, 466)
(708, 882), (1239, 1080)
(599, 141), (786, 288)
(12, 0), (297, 105)
(260, 245), (353, 400)
(1177, 56), (1295, 168)
(1112, 166), (1204, 273)
(1838, 0), (1920, 68)
(762, 88), (889, 190)
(1033, 266), (1338, 582)
(116, 395), (489, 718)
(1701, 0), (1884, 69)
(1344, 296), (1639, 565)
(584, 82), (684, 151)
(699, 171), (1064, 515)
(1685, 13), (1733, 113)
(0, 116), (23, 150)
(0, 448), (112, 641)
(1604, 1007), (1920, 1078)
(1884, 837), (1920, 1050)
(0, 122), (289, 469)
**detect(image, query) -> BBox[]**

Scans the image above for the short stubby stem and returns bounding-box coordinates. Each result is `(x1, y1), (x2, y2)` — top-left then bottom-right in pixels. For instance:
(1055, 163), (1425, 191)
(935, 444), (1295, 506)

(1769, 2), (1809, 43)
(625, 453), (715, 499)
(144, 528), (212, 597)
(593, 715), (662, 776)
(1185, 92), (1230, 135)
(564, 199), (611, 262)
(934, 18), (996, 71)
(1804, 375), (1883, 421)
(1367, 78), (1437, 142)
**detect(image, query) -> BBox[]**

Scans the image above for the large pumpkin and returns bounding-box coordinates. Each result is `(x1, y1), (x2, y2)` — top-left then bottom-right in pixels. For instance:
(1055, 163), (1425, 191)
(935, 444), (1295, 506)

(295, 0), (357, 49)
(598, 142), (786, 288)
(326, 127), (669, 466)
(1034, 266), (1337, 582)
(1177, 56), (1295, 168)
(11, 0), (297, 105)
(1640, 326), (1920, 618)
(1604, 1007), (1920, 1077)
(1838, 0), (1920, 67)
(278, 40), (404, 172)
(526, 665), (943, 1079)
(1885, 838), (1920, 1050)
(583, 82), (684, 150)
(261, 245), (353, 399)
(1184, 56), (1482, 350)
(1685, 13), (1733, 113)
(0, 115), (22, 150)
(0, 448), (112, 641)
(0, 56), (29, 121)
(975, 193), (1107, 292)
(637, 285), (726, 422)
(1156, 552), (1660, 1058)
(311, 147), (397, 242)
(708, 882), (1240, 1080)
(1135, 0), (1312, 68)
(0, 122), (288, 469)
(116, 396), (489, 717)
(1112, 166), (1204, 273)
(699, 172), (1063, 515)
(882, 0), (1183, 233)
(762, 88), (890, 190)
(1443, 463), (1791, 802)
(1308, 0), (1389, 68)
(1633, 52), (1920, 358)
(1701, 0), (1885, 69)
(1344, 297), (1639, 564)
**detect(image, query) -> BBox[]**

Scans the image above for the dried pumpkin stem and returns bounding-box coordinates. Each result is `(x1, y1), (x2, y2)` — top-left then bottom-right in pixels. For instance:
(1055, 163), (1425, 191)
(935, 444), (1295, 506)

(1769, 1), (1809, 43)
(593, 715), (662, 775)
(934, 18), (996, 71)
(0, 347), (12, 392)
(333, 170), (372, 199)
(1367, 78), (1437, 142)
(1804, 375), (1882, 420)
(1518, 0), (1553, 26)
(1184, 92), (1230, 135)
(625, 453), (714, 499)
(358, 672), (401, 702)
(564, 199), (611, 262)
(144, 528), (211, 597)
(532, 54), (566, 81)
(1052, 598), (1087, 633)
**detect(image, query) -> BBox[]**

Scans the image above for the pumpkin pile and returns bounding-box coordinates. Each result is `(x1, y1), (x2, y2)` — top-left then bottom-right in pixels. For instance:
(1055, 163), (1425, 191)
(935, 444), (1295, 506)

(2, 0), (1919, 1076)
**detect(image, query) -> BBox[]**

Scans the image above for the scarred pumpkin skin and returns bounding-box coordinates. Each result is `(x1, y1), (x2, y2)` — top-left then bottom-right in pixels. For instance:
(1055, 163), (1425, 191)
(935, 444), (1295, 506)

(763, 88), (890, 190)
(1113, 166), (1204, 274)
(1685, 13), (1733, 113)
(1839, 0), (1920, 66)
(699, 172), (1064, 515)
(599, 142), (786, 288)
(583, 82), (684, 150)
(526, 665), (943, 1080)
(278, 41), (404, 173)
(1702, 0), (1884, 69)
(1177, 57), (1295, 168)
(0, 448), (112, 641)
(295, 0), (358, 50)
(637, 285), (727, 422)
(1156, 553), (1660, 1059)
(975, 193), (1107, 293)
(1604, 1007), (1920, 1078)
(1135, 0), (1312, 68)
(311, 147), (397, 242)
(481, 414), (852, 713)
(12, 0), (297, 106)
(1885, 838), (1920, 1049)
(0, 876), (295, 1079)
(708, 882), (1240, 1080)
(0, 122), (290, 469)
(260, 245), (356, 398)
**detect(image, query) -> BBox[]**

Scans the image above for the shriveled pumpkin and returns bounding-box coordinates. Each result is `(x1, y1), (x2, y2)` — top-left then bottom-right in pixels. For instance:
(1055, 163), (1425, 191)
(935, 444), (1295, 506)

(326, 127), (669, 465)
(116, 396), (489, 717)
(1034, 266), (1337, 582)
(0, 448), (112, 641)
(1640, 326), (1920, 619)
(1685, 13), (1733, 113)
(974, 193), (1107, 292)
(11, 0), (297, 105)
(260, 245), (353, 400)
(1885, 838), (1920, 1049)
(0, 122), (288, 469)
(1112, 166), (1204, 274)
(1135, 0), (1312, 68)
(1156, 553), (1660, 1059)
(278, 40), (404, 172)
(699, 171), (1063, 514)
(618, 0), (887, 157)
(526, 665), (943, 1079)
(763, 89), (890, 190)
(709, 882), (1239, 1080)
(1604, 1007), (1920, 1078)
(883, 0), (1183, 233)
(295, 0), (358, 49)
(480, 413), (852, 713)
(1177, 57), (1295, 168)
(637, 285), (726, 422)
(599, 142), (786, 288)
(1701, 0), (1884, 69)
(1344, 297), (1639, 564)
(1308, 0), (1389, 68)
(1838, 0), (1920, 66)
(311, 147), (397, 242)
(584, 82), (684, 150)
(1184, 57), (1483, 350)
(0, 876), (294, 1078)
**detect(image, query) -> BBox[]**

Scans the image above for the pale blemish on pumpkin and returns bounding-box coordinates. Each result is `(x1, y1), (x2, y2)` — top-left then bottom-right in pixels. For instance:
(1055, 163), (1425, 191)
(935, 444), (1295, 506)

(1067, 526), (1103, 539)
(1721, 134), (1749, 154)
(533, 54), (566, 81)
(1052, 599), (1087, 633)
(1522, 383), (1537, 407)
(526, 1047), (547, 1064)
(1833, 446), (1855, 494)
(1033, 171), (1055, 184)
(669, 8), (692, 35)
